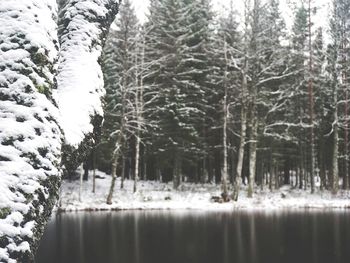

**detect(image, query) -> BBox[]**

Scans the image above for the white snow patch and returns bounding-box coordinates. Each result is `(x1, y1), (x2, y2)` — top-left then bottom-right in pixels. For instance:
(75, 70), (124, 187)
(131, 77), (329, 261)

(59, 171), (350, 212)
(56, 0), (113, 147)
(0, 0), (61, 260)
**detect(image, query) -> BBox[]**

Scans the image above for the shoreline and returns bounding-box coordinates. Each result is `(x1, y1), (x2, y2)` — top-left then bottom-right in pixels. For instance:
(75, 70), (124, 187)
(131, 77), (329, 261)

(57, 171), (350, 213)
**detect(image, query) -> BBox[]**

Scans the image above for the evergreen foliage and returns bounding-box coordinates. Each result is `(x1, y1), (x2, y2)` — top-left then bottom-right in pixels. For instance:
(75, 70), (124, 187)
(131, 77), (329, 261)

(99, 0), (350, 199)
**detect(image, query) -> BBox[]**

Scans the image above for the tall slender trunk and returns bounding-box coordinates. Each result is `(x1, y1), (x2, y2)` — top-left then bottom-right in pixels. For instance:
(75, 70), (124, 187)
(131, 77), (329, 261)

(343, 26), (349, 190)
(202, 158), (208, 184)
(269, 156), (275, 191)
(79, 165), (83, 202)
(107, 134), (123, 204)
(332, 72), (339, 194)
(319, 127), (326, 190)
(107, 69), (127, 203)
(133, 53), (140, 193)
(121, 155), (125, 189)
(332, 112), (339, 194)
(92, 148), (96, 193)
(221, 40), (229, 200)
(259, 160), (264, 190)
(173, 151), (181, 189)
(248, 103), (257, 198)
(308, 0), (315, 193)
(233, 64), (248, 201)
(233, 0), (250, 201)
(134, 134), (140, 193)
(143, 150), (147, 181)
(134, 36), (145, 193)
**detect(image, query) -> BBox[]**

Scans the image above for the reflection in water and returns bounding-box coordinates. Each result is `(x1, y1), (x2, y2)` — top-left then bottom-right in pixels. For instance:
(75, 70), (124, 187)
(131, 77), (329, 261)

(36, 210), (350, 263)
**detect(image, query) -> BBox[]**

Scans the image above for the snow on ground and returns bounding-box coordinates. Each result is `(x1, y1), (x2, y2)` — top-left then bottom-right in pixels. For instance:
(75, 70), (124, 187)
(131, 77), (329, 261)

(59, 171), (350, 212)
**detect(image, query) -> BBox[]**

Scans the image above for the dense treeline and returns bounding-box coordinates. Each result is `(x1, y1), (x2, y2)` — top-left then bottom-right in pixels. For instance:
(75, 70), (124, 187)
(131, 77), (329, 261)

(97, 0), (350, 200)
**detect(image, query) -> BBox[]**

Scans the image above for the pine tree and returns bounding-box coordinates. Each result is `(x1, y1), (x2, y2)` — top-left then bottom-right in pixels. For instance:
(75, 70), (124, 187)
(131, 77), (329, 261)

(144, 0), (213, 188)
(235, 0), (288, 198)
(326, 0), (350, 193)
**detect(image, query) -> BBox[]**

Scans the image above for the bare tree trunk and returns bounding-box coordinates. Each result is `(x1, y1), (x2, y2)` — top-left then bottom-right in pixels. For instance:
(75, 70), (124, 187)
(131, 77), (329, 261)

(79, 165), (84, 202)
(134, 135), (140, 193)
(107, 67), (126, 203)
(143, 152), (147, 181)
(133, 35), (146, 193)
(269, 159), (275, 191)
(308, 0), (316, 193)
(259, 160), (264, 190)
(107, 135), (123, 204)
(248, 108), (257, 198)
(233, 71), (248, 201)
(121, 156), (125, 189)
(221, 40), (229, 200)
(233, 0), (250, 201)
(92, 148), (96, 193)
(133, 64), (140, 193)
(332, 68), (339, 194)
(343, 28), (349, 190)
(319, 136), (326, 190)
(173, 151), (181, 189)
(332, 115), (339, 194)
(157, 168), (162, 182)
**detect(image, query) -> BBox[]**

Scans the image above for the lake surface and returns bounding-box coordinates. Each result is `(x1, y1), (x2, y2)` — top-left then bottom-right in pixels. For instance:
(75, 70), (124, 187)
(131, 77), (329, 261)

(36, 210), (350, 263)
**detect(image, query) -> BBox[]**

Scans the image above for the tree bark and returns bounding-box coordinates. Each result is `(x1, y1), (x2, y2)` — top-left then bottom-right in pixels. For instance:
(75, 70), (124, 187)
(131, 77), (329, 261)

(173, 151), (181, 189)
(0, 2), (61, 261)
(92, 148), (96, 193)
(0, 0), (121, 261)
(308, 0), (316, 194)
(221, 41), (229, 200)
(248, 107), (258, 198)
(332, 66), (339, 194)
(342, 23), (349, 190)
(233, 70), (248, 201)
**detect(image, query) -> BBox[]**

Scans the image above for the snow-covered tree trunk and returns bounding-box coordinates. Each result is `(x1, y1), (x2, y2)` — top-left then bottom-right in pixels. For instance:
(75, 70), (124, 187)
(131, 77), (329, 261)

(134, 134), (140, 193)
(0, 2), (61, 261)
(133, 67), (141, 193)
(233, 109), (247, 202)
(133, 36), (145, 193)
(120, 156), (125, 189)
(92, 150), (96, 193)
(233, 60), (248, 201)
(332, 103), (339, 194)
(106, 134), (122, 204)
(328, 0), (341, 194)
(56, 0), (121, 174)
(342, 33), (349, 190)
(221, 41), (229, 200)
(248, 107), (258, 198)
(107, 70), (127, 204)
(0, 0), (121, 261)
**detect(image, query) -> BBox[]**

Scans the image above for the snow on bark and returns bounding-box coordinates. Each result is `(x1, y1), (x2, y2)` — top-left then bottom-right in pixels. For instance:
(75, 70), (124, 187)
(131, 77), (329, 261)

(0, 0), (121, 261)
(55, 0), (120, 149)
(0, 1), (61, 261)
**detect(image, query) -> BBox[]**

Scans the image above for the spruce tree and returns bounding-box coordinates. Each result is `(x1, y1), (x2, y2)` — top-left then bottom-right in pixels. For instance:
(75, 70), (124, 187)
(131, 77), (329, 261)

(144, 0), (213, 188)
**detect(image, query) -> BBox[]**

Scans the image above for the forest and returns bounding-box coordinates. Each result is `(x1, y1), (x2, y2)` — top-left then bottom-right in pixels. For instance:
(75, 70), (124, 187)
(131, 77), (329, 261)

(1, 0), (350, 262)
(93, 0), (350, 202)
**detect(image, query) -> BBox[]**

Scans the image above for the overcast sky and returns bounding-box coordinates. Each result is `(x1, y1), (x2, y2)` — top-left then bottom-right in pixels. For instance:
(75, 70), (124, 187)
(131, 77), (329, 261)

(128, 0), (332, 31)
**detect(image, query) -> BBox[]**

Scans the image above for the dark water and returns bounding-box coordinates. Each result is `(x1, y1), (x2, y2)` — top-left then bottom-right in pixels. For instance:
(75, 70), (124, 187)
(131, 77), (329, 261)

(36, 210), (350, 263)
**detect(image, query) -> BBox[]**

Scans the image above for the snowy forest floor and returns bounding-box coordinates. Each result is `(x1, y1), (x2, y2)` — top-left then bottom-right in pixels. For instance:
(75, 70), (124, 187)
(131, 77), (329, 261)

(58, 171), (350, 212)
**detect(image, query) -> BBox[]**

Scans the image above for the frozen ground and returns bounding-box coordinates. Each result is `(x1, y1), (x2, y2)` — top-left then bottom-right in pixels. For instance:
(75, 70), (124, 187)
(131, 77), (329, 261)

(58, 170), (350, 212)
